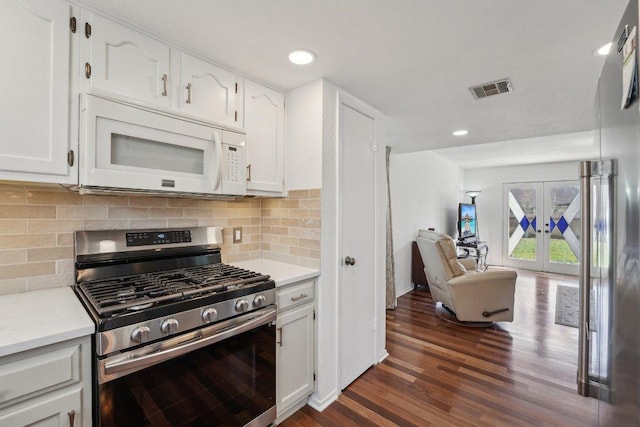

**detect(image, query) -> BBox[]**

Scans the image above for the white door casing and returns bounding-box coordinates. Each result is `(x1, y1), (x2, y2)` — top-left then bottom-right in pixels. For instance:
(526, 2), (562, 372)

(339, 99), (377, 389)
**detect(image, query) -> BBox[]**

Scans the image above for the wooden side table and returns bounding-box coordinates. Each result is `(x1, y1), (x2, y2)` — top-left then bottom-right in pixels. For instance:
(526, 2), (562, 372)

(411, 241), (429, 291)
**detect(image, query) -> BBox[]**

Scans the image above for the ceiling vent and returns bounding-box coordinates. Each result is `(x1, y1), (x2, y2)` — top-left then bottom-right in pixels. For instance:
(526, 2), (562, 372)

(469, 78), (513, 100)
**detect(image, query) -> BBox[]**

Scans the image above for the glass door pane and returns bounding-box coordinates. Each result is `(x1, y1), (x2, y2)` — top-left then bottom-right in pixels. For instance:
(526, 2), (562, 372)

(503, 183), (543, 270)
(542, 181), (580, 275)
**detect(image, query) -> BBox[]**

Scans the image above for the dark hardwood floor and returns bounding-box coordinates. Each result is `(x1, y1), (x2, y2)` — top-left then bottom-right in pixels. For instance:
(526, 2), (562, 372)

(281, 269), (598, 427)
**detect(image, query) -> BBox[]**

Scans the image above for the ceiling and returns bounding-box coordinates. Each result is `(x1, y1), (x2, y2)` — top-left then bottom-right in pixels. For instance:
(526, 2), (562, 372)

(76, 0), (627, 164)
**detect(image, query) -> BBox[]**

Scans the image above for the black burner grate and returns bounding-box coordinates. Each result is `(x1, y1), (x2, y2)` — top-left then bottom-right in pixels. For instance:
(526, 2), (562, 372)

(78, 264), (269, 317)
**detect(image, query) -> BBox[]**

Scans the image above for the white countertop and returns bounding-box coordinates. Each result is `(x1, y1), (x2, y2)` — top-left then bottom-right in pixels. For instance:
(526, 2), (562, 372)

(231, 259), (320, 287)
(0, 287), (95, 357)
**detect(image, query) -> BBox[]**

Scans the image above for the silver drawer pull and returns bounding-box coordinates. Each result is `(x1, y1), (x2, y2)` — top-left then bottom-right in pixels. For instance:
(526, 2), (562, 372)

(68, 410), (76, 426)
(161, 73), (168, 96)
(291, 293), (308, 301)
(277, 327), (283, 347)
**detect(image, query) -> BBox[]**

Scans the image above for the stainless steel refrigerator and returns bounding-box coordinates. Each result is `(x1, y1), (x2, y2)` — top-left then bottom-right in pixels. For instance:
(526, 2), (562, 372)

(578, 0), (640, 424)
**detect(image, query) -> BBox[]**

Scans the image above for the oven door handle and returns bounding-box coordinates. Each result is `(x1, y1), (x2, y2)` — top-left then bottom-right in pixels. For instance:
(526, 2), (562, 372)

(101, 307), (276, 382)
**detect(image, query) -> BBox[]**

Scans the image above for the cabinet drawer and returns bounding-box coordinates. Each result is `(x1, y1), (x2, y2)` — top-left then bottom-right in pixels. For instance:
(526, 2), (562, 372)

(0, 387), (82, 427)
(0, 345), (80, 406)
(277, 280), (314, 311)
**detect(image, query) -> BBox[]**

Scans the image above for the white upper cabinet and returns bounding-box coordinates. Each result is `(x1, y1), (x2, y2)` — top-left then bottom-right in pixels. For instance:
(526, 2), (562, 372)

(81, 12), (171, 108)
(0, 0), (77, 184)
(244, 80), (285, 194)
(174, 51), (241, 127)
(80, 13), (242, 127)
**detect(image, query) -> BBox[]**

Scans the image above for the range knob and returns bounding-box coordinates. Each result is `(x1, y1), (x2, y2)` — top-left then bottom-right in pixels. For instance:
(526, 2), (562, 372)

(201, 307), (218, 323)
(253, 294), (267, 308)
(160, 318), (179, 334)
(235, 299), (249, 313)
(131, 326), (151, 343)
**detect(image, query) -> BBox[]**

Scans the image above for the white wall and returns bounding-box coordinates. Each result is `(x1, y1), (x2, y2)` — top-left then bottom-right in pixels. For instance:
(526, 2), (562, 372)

(464, 161), (581, 265)
(286, 80), (323, 190)
(390, 151), (463, 296)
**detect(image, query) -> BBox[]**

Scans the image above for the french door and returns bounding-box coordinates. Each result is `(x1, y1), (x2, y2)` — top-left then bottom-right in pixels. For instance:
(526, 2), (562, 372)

(503, 181), (580, 275)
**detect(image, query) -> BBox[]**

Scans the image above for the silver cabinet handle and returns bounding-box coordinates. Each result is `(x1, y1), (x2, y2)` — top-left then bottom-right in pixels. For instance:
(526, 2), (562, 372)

(68, 410), (76, 427)
(186, 82), (192, 104)
(277, 327), (283, 347)
(246, 164), (252, 181)
(291, 294), (308, 302)
(161, 74), (167, 96)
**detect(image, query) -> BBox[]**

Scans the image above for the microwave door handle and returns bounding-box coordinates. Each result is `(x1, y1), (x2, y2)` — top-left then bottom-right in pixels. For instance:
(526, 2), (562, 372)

(213, 131), (223, 192)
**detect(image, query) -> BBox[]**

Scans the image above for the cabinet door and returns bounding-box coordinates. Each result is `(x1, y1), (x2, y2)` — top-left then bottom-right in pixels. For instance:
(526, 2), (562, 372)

(0, 0), (75, 184)
(0, 387), (82, 427)
(276, 303), (314, 415)
(83, 13), (171, 108)
(177, 52), (239, 127)
(244, 80), (285, 194)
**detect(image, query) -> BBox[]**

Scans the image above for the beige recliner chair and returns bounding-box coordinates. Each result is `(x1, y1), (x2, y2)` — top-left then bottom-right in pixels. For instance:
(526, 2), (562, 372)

(416, 229), (517, 322)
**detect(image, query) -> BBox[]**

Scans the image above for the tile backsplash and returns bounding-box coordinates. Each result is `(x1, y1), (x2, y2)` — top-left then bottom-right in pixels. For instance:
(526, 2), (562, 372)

(261, 189), (321, 269)
(0, 183), (320, 295)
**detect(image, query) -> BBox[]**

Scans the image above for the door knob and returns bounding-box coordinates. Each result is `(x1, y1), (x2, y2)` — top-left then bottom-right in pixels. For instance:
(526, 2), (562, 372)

(344, 256), (356, 266)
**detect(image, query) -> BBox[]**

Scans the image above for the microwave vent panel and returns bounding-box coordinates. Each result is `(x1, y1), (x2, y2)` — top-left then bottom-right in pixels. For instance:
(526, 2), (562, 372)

(469, 78), (513, 99)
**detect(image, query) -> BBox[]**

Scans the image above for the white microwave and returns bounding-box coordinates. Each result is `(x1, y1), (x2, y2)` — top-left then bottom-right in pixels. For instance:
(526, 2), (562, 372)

(78, 94), (246, 197)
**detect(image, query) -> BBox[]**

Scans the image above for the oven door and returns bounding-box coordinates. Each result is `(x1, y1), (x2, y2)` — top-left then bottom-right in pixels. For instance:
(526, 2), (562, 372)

(96, 307), (276, 427)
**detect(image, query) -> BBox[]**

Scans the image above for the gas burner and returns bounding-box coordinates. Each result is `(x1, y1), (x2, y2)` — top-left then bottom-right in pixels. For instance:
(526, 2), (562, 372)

(126, 301), (154, 311)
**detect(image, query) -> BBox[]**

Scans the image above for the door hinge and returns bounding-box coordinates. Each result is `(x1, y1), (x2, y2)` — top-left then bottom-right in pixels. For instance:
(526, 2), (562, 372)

(84, 22), (92, 38)
(234, 110), (238, 121)
(235, 82), (238, 94)
(70, 17), (77, 33)
(313, 372), (316, 381)
(85, 62), (92, 78)
(313, 309), (316, 320)
(67, 150), (75, 167)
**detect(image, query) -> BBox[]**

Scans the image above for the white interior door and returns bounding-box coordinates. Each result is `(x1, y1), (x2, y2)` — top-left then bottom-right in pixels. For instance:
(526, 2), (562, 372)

(340, 102), (376, 389)
(504, 181), (580, 275)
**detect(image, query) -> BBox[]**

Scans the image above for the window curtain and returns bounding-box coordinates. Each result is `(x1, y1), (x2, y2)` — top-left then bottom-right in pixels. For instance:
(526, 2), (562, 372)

(385, 146), (397, 309)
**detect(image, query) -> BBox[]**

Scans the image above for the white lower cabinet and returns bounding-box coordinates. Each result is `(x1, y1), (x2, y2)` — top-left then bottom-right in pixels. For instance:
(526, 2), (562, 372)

(0, 388), (82, 427)
(276, 279), (315, 423)
(0, 336), (91, 427)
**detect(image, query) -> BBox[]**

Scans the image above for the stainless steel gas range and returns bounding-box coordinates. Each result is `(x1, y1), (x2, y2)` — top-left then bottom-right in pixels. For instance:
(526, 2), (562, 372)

(73, 226), (276, 427)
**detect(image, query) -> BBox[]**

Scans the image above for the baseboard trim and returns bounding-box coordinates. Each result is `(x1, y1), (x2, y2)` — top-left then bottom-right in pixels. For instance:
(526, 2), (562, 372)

(377, 349), (389, 364)
(307, 389), (340, 412)
(397, 285), (414, 297)
(276, 397), (309, 425)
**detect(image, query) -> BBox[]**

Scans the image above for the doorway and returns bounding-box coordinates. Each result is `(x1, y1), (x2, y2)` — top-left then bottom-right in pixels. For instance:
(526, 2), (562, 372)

(339, 97), (378, 389)
(503, 181), (580, 275)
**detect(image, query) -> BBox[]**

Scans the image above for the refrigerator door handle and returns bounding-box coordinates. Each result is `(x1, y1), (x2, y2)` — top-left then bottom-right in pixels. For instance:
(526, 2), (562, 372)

(577, 160), (593, 397)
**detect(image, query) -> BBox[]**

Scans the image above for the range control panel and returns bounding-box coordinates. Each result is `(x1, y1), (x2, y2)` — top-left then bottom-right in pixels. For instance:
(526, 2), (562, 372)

(126, 230), (192, 246)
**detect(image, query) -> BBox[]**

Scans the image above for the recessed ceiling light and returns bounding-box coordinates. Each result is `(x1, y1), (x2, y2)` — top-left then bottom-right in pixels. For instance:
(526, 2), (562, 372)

(289, 50), (316, 65)
(452, 130), (468, 136)
(595, 42), (612, 56)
